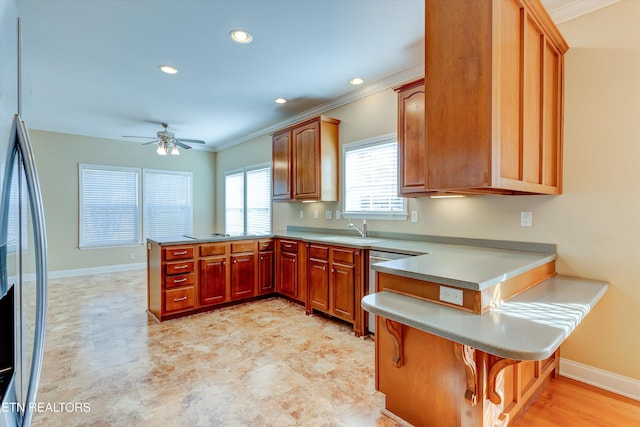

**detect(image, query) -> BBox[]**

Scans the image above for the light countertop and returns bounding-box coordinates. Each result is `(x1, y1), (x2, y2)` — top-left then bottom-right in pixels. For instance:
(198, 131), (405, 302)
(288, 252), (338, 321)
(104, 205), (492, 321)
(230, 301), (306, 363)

(361, 275), (609, 360)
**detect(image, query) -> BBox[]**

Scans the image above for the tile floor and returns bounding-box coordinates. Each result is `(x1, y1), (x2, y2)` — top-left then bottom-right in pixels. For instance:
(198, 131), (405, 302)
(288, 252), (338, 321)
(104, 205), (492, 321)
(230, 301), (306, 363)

(32, 269), (399, 427)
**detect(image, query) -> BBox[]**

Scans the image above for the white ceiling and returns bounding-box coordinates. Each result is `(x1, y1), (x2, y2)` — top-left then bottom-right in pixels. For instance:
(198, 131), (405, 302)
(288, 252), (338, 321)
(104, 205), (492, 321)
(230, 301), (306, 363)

(14, 0), (618, 152)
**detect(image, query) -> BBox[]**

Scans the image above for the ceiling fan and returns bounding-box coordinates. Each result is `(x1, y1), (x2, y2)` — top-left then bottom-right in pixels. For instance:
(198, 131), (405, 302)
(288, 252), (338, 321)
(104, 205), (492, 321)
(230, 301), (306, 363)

(123, 122), (205, 156)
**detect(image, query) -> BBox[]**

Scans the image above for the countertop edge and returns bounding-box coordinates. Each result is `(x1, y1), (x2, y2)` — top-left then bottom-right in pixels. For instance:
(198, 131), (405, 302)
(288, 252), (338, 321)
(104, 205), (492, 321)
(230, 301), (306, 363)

(361, 275), (609, 361)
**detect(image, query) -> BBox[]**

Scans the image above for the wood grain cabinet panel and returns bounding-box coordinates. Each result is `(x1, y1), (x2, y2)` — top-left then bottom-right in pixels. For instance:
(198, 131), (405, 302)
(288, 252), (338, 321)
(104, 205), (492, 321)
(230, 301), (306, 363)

(309, 256), (330, 311)
(423, 0), (568, 195)
(199, 256), (227, 306)
(271, 116), (339, 202)
(258, 251), (274, 294)
(230, 253), (255, 300)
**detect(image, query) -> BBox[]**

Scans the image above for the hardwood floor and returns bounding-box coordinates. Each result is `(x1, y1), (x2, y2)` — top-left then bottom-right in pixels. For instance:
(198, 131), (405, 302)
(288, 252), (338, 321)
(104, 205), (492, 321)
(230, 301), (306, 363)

(517, 377), (640, 427)
(32, 269), (639, 426)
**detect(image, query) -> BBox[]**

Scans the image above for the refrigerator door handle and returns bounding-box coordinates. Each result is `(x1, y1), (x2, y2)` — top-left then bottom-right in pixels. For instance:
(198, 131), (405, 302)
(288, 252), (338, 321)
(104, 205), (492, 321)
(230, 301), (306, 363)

(15, 116), (48, 427)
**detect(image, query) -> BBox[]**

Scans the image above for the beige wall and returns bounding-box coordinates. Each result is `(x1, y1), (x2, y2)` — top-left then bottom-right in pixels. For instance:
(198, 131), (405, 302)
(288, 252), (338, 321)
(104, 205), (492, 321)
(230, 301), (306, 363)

(215, 1), (640, 380)
(31, 130), (217, 272)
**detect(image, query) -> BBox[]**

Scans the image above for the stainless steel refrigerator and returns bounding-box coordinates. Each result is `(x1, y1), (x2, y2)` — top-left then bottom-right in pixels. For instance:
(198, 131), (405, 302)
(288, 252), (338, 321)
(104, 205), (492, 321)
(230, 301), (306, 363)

(0, 15), (49, 427)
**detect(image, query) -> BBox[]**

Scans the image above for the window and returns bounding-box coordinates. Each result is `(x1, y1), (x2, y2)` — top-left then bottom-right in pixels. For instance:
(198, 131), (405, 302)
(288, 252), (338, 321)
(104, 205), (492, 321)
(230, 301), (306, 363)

(342, 135), (406, 219)
(225, 164), (272, 235)
(79, 164), (141, 248)
(143, 170), (193, 240)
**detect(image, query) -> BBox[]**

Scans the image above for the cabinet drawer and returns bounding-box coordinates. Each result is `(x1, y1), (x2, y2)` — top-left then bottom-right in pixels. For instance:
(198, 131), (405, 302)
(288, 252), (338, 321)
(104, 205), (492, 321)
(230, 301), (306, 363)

(309, 244), (329, 260)
(164, 246), (194, 261)
(200, 243), (227, 257)
(165, 260), (195, 275)
(164, 273), (195, 289)
(258, 239), (274, 252)
(232, 241), (254, 253)
(332, 247), (354, 264)
(164, 287), (195, 312)
(279, 240), (298, 253)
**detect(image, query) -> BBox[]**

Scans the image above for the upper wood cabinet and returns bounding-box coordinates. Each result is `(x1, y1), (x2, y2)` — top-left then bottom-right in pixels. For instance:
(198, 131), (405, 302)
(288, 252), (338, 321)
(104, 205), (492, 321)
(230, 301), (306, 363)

(396, 78), (429, 197)
(424, 0), (568, 194)
(271, 116), (340, 202)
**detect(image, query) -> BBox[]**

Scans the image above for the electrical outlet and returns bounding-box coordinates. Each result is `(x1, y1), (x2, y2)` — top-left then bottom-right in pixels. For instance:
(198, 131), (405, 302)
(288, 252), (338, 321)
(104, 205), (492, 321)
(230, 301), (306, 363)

(129, 252), (136, 260)
(335, 210), (341, 220)
(299, 210), (304, 219)
(314, 209), (319, 219)
(411, 210), (418, 223)
(521, 211), (533, 227)
(325, 210), (332, 220)
(439, 286), (463, 306)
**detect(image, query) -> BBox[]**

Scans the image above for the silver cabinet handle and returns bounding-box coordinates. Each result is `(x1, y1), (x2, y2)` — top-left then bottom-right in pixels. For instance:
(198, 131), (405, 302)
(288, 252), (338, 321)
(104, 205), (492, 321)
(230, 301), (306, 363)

(175, 264), (189, 269)
(174, 296), (188, 302)
(173, 278), (187, 284)
(173, 250), (188, 255)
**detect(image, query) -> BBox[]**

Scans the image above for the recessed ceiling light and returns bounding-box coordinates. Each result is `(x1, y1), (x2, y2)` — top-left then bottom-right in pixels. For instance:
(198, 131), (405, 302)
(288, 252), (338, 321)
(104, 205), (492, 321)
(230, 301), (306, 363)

(349, 77), (364, 85)
(274, 98), (287, 104)
(159, 65), (178, 74)
(230, 30), (253, 44)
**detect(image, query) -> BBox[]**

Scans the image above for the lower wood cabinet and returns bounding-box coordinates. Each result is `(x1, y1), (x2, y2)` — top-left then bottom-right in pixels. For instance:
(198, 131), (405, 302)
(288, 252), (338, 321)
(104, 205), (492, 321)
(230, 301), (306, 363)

(306, 243), (364, 336)
(275, 239), (307, 304)
(200, 256), (226, 306)
(147, 238), (275, 321)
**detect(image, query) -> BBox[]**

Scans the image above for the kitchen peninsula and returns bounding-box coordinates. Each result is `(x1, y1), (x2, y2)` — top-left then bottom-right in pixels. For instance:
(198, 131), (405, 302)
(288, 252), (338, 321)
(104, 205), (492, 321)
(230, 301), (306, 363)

(363, 252), (607, 426)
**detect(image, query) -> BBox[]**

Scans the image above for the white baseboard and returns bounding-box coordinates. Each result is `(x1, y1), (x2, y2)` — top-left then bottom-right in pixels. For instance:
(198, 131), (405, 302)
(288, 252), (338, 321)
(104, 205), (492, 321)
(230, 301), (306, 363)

(47, 263), (146, 280)
(560, 358), (640, 401)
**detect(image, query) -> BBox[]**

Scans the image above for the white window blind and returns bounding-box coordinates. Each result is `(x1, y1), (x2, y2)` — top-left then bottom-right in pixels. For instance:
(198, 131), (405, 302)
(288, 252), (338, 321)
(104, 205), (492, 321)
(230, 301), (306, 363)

(343, 136), (406, 218)
(247, 167), (271, 235)
(144, 170), (193, 240)
(79, 164), (141, 247)
(225, 171), (245, 235)
(225, 164), (271, 235)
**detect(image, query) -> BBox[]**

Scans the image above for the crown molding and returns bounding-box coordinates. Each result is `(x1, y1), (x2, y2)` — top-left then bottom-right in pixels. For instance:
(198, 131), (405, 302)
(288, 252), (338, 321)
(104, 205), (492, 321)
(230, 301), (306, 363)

(213, 65), (424, 152)
(545, 0), (621, 24)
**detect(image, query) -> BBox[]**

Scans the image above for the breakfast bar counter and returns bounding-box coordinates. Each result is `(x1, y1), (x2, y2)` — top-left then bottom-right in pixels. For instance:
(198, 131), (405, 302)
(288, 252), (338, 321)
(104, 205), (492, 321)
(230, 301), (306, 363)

(362, 273), (608, 426)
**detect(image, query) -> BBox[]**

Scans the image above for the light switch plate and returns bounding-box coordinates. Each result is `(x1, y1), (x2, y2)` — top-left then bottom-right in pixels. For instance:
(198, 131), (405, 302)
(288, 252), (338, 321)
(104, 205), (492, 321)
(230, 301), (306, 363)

(411, 211), (418, 223)
(521, 211), (533, 227)
(325, 210), (332, 220)
(335, 210), (341, 220)
(299, 210), (304, 219)
(314, 209), (319, 219)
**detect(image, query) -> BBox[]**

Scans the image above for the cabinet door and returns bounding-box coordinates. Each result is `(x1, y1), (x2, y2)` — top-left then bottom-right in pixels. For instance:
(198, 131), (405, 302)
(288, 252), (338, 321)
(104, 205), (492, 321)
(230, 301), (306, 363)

(398, 80), (427, 195)
(272, 130), (292, 200)
(292, 121), (320, 200)
(231, 253), (255, 300)
(200, 257), (226, 305)
(277, 251), (298, 297)
(309, 258), (329, 311)
(258, 251), (274, 294)
(331, 263), (355, 322)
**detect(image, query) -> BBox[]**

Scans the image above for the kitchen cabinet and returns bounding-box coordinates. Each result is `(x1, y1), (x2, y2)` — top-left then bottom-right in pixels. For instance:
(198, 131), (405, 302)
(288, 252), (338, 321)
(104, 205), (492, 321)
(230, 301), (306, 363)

(271, 116), (340, 202)
(424, 0), (568, 194)
(395, 78), (429, 197)
(307, 244), (364, 336)
(257, 239), (274, 294)
(199, 243), (228, 306)
(275, 238), (307, 303)
(147, 243), (197, 320)
(230, 241), (255, 300)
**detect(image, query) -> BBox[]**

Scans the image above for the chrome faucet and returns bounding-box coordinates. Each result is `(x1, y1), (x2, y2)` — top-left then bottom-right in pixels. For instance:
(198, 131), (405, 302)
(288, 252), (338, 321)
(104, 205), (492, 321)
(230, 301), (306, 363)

(348, 219), (367, 238)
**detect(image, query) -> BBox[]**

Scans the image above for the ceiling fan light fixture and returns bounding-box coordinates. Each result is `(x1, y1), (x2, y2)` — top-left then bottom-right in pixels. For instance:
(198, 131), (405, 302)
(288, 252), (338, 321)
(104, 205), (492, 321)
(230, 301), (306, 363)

(156, 141), (168, 155)
(159, 65), (178, 75)
(170, 144), (180, 156)
(230, 30), (253, 44)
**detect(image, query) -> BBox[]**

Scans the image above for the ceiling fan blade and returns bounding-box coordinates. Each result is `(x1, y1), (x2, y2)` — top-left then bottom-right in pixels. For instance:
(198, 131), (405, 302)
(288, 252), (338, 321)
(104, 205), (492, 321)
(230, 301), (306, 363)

(176, 138), (205, 144)
(122, 135), (156, 139)
(142, 139), (161, 145)
(174, 140), (192, 149)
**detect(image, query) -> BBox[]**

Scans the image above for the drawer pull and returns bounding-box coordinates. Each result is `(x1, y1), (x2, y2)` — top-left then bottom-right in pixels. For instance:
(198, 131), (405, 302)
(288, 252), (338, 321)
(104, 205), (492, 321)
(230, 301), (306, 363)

(173, 278), (187, 284)
(173, 296), (187, 302)
(173, 250), (188, 255)
(174, 264), (189, 269)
